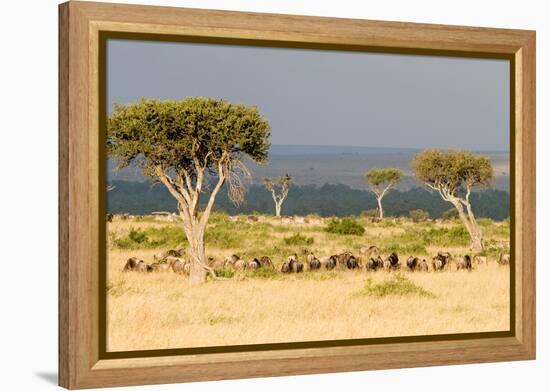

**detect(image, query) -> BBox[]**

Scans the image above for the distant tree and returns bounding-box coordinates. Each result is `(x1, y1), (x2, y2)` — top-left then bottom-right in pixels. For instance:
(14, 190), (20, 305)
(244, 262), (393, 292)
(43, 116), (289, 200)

(263, 174), (292, 217)
(365, 168), (403, 219)
(412, 149), (493, 251)
(107, 97), (271, 284)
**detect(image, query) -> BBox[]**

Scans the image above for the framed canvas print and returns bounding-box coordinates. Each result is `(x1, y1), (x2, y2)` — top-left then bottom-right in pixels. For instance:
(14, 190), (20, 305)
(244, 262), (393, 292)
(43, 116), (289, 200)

(58, 1), (536, 389)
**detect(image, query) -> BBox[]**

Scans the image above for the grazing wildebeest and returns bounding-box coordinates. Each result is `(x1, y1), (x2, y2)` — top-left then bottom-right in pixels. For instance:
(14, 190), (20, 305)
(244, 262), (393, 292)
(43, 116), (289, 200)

(134, 260), (149, 272)
(170, 258), (189, 274)
(386, 252), (400, 270)
(366, 256), (384, 271)
(149, 262), (171, 272)
(234, 259), (247, 271)
(289, 258), (304, 273)
(498, 253), (510, 266)
(224, 254), (240, 267)
(456, 255), (472, 271)
(432, 258), (444, 271)
(281, 255), (303, 273)
(319, 255), (337, 270)
(337, 252), (360, 270)
(417, 259), (429, 272)
(473, 255), (488, 266)
(307, 254), (321, 271)
(106, 213), (113, 223)
(259, 256), (274, 269)
(122, 257), (142, 271)
(248, 258), (261, 270)
(406, 256), (419, 271)
(154, 248), (185, 261)
(207, 257), (225, 270)
(432, 252), (452, 271)
(383, 258), (392, 272)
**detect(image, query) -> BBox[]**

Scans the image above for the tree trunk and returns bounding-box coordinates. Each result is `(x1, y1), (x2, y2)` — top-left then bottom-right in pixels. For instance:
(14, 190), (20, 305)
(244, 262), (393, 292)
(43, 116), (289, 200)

(183, 223), (209, 284)
(452, 201), (484, 252)
(377, 196), (384, 220)
(275, 202), (282, 217)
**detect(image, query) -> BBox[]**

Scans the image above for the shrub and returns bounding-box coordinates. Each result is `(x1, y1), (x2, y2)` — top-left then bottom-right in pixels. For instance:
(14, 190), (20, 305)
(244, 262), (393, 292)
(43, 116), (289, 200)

(325, 218), (365, 236)
(283, 233), (314, 246)
(112, 226), (187, 249)
(355, 275), (434, 298)
(409, 209), (430, 222)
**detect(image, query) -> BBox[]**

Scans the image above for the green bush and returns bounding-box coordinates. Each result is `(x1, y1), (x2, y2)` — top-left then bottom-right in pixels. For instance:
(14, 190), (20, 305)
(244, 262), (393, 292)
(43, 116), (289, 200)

(355, 275), (434, 298)
(112, 226), (187, 249)
(325, 218), (365, 236)
(409, 209), (430, 222)
(283, 233), (314, 246)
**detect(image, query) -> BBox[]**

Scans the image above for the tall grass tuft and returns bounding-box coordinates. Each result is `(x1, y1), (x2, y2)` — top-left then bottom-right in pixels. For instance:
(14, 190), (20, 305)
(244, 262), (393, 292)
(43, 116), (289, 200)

(355, 274), (435, 298)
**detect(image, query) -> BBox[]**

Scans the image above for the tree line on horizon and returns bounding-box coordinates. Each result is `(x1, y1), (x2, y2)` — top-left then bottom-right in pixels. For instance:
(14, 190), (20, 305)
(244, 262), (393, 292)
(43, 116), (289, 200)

(107, 180), (510, 221)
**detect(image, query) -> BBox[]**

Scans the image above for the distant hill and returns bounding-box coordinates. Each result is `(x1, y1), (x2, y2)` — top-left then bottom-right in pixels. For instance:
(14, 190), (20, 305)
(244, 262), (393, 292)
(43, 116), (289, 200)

(107, 180), (510, 220)
(108, 144), (510, 191)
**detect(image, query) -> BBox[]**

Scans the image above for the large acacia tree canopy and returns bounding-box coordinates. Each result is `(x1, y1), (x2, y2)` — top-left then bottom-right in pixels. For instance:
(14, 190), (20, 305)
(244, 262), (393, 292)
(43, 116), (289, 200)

(412, 149), (493, 192)
(107, 97), (271, 175)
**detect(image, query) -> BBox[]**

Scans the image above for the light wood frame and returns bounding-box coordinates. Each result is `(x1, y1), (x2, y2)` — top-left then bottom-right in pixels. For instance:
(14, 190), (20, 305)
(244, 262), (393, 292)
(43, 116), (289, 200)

(59, 1), (536, 389)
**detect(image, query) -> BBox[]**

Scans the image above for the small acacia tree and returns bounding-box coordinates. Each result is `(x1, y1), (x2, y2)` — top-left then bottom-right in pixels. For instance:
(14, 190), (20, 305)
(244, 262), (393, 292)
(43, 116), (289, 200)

(263, 174), (292, 217)
(412, 149), (493, 251)
(108, 97), (271, 284)
(365, 168), (403, 219)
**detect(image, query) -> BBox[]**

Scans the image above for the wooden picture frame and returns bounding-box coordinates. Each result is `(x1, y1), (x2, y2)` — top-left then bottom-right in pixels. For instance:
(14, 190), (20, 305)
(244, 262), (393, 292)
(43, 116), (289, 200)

(59, 1), (536, 389)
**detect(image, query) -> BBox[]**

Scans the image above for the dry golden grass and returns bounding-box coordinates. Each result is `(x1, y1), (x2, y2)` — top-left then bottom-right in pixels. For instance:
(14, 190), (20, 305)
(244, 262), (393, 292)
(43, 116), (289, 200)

(106, 216), (509, 352)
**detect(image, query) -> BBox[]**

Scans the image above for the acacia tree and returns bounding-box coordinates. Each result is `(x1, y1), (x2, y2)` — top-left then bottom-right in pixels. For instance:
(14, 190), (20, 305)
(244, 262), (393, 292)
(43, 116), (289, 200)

(365, 168), (403, 219)
(412, 149), (493, 251)
(108, 97), (271, 284)
(263, 174), (292, 217)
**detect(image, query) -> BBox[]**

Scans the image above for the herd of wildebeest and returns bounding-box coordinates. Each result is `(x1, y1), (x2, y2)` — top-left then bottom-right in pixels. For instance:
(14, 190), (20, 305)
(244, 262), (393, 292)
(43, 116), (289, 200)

(122, 245), (511, 276)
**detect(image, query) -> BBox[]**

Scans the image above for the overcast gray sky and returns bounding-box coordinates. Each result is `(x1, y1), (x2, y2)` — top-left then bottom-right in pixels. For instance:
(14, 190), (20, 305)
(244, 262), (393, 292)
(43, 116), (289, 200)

(107, 39), (510, 151)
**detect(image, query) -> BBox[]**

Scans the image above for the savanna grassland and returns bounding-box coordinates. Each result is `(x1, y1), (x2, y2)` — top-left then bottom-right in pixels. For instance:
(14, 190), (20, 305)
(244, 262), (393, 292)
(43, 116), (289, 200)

(106, 213), (510, 352)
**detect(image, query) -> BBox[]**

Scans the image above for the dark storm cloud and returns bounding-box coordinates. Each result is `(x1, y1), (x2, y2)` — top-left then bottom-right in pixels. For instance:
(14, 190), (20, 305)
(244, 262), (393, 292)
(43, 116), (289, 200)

(107, 39), (509, 151)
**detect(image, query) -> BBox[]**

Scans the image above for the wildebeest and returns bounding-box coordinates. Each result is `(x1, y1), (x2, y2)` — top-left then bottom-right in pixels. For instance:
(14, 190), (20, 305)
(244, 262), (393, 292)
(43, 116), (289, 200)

(406, 256), (419, 271)
(122, 257), (149, 272)
(170, 258), (189, 274)
(473, 255), (488, 266)
(417, 259), (429, 272)
(456, 255), (472, 271)
(234, 259), (247, 271)
(337, 252), (360, 270)
(247, 215), (259, 222)
(307, 254), (321, 270)
(432, 252), (452, 271)
(106, 213), (113, 222)
(248, 258), (261, 270)
(207, 257), (225, 270)
(498, 253), (510, 266)
(224, 254), (240, 267)
(385, 252), (400, 270)
(154, 248), (185, 261)
(319, 255), (337, 270)
(259, 256), (274, 269)
(366, 256), (384, 271)
(149, 262), (171, 272)
(281, 255), (303, 273)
